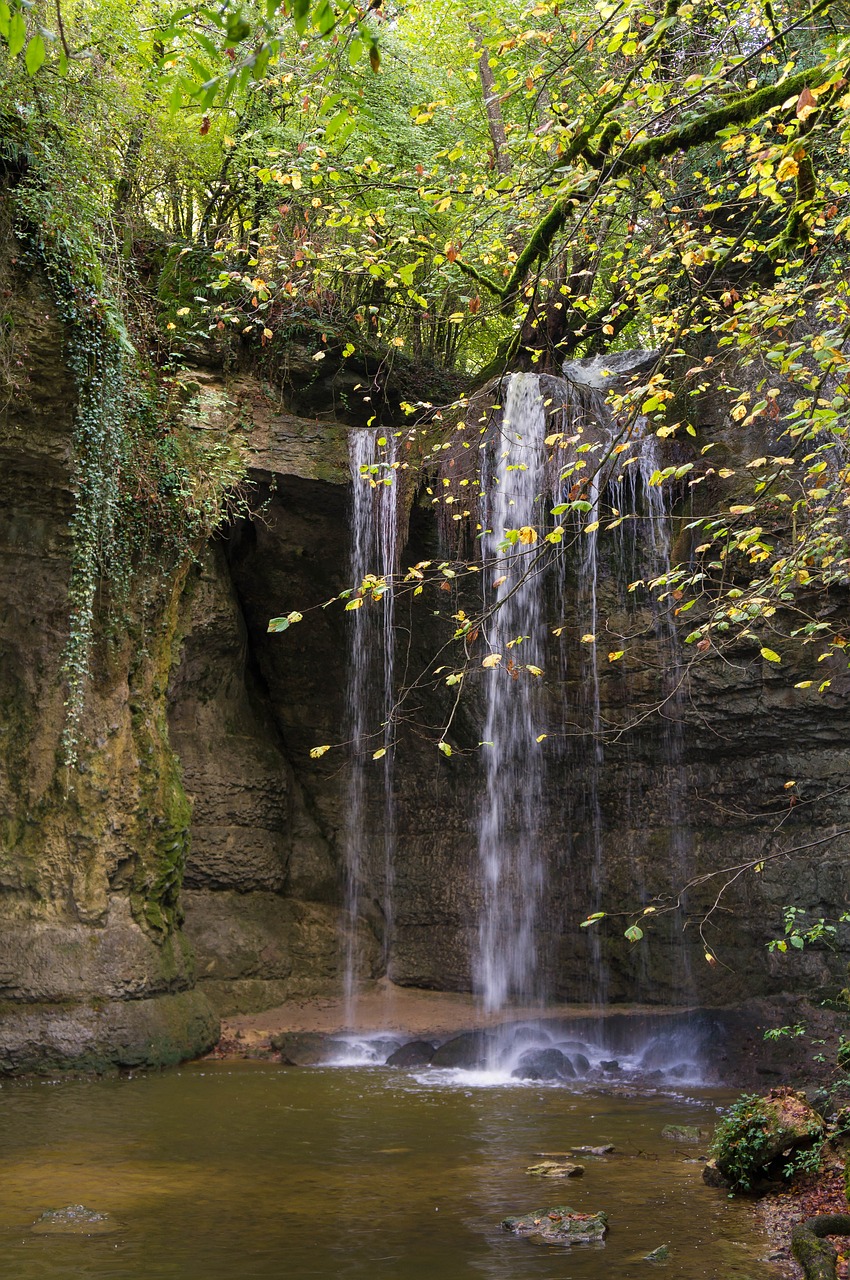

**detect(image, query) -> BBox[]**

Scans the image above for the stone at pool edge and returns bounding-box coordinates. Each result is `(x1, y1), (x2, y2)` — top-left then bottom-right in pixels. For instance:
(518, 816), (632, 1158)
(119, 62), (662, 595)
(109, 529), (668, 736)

(386, 1040), (436, 1068)
(502, 1207), (608, 1245)
(271, 1031), (336, 1064)
(430, 1031), (494, 1069)
(32, 1206), (118, 1236)
(511, 1047), (577, 1081)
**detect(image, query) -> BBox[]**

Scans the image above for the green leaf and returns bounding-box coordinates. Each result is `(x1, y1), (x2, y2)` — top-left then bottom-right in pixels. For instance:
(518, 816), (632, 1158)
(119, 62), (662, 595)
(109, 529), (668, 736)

(8, 11), (26, 56)
(437, 740), (452, 757)
(0, 3), (10, 39)
(624, 924), (644, 943)
(268, 616), (290, 632)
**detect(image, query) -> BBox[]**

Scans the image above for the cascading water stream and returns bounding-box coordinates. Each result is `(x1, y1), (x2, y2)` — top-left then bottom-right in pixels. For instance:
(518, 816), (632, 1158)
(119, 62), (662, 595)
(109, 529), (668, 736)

(475, 373), (548, 1014)
(343, 428), (398, 1020)
(622, 431), (693, 995)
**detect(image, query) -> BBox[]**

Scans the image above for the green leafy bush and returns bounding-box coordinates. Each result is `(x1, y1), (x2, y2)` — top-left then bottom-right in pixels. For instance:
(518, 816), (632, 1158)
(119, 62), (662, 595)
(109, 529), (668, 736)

(709, 1095), (780, 1192)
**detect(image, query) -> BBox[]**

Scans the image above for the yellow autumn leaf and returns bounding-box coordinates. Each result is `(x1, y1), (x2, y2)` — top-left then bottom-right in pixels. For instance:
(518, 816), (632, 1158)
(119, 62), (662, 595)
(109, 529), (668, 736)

(776, 155), (799, 181)
(372, 747), (387, 760)
(310, 745), (331, 758)
(518, 526), (538, 544)
(760, 646), (781, 663)
(608, 650), (624, 662)
(581, 633), (595, 643)
(482, 653), (502, 668)
(526, 665), (544, 677)
(345, 597), (363, 611)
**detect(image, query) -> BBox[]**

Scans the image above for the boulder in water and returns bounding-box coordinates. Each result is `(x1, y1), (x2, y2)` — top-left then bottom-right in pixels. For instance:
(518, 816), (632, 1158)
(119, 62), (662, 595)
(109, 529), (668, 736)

(701, 1158), (729, 1188)
(512, 1048), (576, 1081)
(502, 1206), (608, 1245)
(526, 1160), (585, 1178)
(644, 1244), (670, 1263)
(271, 1032), (336, 1065)
(386, 1039), (436, 1068)
(661, 1125), (705, 1143)
(32, 1206), (117, 1236)
(431, 1031), (493, 1069)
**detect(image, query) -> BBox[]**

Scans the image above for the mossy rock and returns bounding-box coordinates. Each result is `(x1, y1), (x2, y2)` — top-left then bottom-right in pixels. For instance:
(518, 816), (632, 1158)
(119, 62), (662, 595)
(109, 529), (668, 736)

(502, 1206), (608, 1245)
(709, 1088), (824, 1191)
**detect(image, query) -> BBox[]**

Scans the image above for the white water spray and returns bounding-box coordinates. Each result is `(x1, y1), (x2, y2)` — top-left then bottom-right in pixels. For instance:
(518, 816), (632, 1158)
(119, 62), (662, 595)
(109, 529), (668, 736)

(474, 373), (548, 1013)
(343, 428), (398, 1016)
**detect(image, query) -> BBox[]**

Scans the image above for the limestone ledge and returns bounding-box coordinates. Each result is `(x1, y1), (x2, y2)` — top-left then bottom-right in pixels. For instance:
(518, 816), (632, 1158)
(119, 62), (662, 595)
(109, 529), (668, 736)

(0, 989), (218, 1075)
(0, 895), (194, 1004)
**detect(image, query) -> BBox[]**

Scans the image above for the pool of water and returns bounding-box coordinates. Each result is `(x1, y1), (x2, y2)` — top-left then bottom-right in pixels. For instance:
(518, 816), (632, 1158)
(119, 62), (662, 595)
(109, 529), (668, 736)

(0, 1062), (777, 1280)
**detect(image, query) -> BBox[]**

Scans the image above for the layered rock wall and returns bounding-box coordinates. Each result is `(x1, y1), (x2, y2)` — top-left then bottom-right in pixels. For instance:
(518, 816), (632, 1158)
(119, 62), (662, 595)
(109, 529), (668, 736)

(2, 250), (849, 1074)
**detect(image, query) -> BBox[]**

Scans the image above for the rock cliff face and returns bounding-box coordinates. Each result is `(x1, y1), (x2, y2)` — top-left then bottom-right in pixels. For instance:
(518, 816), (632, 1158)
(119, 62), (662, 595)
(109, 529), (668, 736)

(2, 251), (849, 1074)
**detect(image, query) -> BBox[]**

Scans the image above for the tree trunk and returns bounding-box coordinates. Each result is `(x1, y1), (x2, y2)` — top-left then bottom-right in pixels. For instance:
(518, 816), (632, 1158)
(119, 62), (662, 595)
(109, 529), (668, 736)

(471, 27), (510, 175)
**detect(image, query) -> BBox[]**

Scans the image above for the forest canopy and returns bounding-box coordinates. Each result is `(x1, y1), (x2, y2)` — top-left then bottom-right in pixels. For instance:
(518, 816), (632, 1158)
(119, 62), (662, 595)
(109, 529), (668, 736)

(3, 0), (850, 751)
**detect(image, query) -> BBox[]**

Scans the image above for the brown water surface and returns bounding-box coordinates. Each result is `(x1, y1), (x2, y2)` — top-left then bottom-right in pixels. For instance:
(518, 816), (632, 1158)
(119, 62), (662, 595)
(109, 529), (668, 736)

(0, 1062), (777, 1279)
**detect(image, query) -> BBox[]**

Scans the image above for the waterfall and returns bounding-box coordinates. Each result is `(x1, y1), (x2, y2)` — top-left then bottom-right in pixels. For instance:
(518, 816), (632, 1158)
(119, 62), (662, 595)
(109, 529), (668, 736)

(474, 373), (548, 1013)
(620, 431), (693, 996)
(469, 371), (690, 1015)
(343, 428), (398, 1016)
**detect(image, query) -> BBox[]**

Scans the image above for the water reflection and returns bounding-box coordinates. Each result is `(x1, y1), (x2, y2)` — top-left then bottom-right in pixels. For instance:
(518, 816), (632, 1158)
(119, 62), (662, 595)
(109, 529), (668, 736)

(0, 1064), (774, 1280)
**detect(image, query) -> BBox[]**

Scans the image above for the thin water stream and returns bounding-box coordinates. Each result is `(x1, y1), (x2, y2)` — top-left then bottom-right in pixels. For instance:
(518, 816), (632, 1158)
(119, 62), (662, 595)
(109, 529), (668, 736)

(0, 1064), (774, 1280)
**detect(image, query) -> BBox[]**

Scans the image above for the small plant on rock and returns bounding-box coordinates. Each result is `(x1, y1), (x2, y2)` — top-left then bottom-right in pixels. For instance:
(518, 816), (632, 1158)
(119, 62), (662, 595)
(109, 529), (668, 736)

(709, 1094), (778, 1192)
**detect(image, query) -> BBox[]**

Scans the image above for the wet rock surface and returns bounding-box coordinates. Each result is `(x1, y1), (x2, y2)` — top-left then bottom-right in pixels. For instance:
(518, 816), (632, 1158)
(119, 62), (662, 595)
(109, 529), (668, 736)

(386, 1039), (436, 1067)
(502, 1206), (608, 1245)
(430, 1031), (494, 1069)
(526, 1160), (585, 1178)
(512, 1047), (576, 1081)
(31, 1206), (117, 1236)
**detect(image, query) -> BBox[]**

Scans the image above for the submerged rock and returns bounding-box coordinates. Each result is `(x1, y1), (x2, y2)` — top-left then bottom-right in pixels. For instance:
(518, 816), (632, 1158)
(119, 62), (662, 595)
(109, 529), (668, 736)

(644, 1244), (670, 1263)
(431, 1031), (493, 1069)
(512, 1048), (576, 1081)
(502, 1206), (608, 1245)
(386, 1040), (436, 1068)
(661, 1125), (705, 1143)
(32, 1206), (117, 1236)
(572, 1144), (615, 1157)
(526, 1160), (585, 1178)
